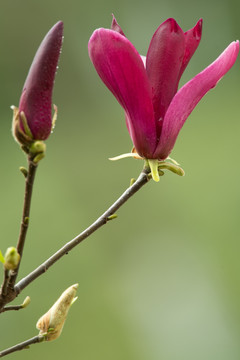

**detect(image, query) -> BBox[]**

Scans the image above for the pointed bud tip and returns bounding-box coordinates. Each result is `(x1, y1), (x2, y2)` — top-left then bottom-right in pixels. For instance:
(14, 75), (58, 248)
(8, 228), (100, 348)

(49, 20), (64, 33)
(52, 21), (64, 38)
(55, 20), (64, 28)
(72, 283), (79, 290)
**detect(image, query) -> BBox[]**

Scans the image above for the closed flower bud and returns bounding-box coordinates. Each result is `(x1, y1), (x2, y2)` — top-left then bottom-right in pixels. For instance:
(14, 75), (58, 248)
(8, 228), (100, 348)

(4, 247), (20, 270)
(12, 21), (63, 147)
(36, 283), (78, 341)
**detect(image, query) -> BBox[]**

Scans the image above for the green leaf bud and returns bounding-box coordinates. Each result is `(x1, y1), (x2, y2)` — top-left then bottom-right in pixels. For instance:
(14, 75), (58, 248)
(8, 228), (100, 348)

(4, 247), (20, 270)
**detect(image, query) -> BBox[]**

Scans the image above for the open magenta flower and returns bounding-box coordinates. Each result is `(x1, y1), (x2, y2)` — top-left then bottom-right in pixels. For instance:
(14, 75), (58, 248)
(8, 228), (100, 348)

(88, 17), (239, 180)
(13, 21), (63, 147)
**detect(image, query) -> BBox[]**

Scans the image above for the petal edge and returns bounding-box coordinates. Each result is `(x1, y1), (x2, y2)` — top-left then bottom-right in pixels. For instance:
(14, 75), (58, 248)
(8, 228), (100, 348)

(154, 40), (239, 159)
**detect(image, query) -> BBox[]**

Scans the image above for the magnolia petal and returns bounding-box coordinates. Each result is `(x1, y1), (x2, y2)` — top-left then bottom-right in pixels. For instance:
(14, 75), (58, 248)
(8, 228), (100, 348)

(88, 28), (157, 158)
(179, 19), (203, 78)
(146, 18), (185, 134)
(154, 41), (239, 159)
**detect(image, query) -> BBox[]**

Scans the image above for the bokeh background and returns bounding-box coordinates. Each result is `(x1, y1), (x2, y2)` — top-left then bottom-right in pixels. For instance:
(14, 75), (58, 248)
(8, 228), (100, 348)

(0, 0), (240, 359)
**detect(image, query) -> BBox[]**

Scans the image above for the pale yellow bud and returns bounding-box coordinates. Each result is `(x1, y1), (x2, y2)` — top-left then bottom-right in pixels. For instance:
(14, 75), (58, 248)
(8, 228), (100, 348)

(4, 247), (20, 270)
(36, 283), (78, 341)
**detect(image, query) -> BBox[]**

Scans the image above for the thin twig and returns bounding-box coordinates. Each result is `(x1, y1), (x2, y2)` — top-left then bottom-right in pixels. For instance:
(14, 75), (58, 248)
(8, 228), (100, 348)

(1, 296), (30, 313)
(0, 335), (45, 357)
(1, 270), (10, 296)
(0, 157), (38, 310)
(2, 305), (24, 312)
(9, 157), (38, 286)
(15, 168), (150, 294)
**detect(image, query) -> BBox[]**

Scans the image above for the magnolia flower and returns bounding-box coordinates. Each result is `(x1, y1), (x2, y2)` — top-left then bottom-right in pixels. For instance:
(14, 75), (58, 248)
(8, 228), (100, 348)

(88, 17), (239, 181)
(12, 21), (63, 146)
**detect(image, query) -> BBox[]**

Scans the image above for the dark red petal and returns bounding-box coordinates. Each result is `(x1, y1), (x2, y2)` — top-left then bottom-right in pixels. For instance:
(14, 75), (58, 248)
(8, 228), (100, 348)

(154, 41), (239, 159)
(146, 18), (185, 137)
(179, 19), (203, 78)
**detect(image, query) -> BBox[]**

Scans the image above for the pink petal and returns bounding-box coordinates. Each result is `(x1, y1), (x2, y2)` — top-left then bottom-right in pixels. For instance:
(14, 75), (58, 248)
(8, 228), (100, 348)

(146, 18), (185, 136)
(154, 41), (239, 159)
(88, 28), (157, 158)
(179, 19), (203, 78)
(19, 21), (63, 140)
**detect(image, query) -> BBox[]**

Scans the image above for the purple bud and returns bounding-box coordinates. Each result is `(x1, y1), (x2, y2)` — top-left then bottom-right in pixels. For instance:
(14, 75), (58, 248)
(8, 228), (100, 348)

(18, 21), (63, 141)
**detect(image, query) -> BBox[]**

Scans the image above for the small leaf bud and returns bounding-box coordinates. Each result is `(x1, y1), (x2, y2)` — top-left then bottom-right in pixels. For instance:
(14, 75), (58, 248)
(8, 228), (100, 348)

(130, 178), (136, 186)
(22, 296), (31, 308)
(107, 214), (118, 221)
(4, 247), (20, 270)
(0, 250), (5, 264)
(19, 166), (28, 178)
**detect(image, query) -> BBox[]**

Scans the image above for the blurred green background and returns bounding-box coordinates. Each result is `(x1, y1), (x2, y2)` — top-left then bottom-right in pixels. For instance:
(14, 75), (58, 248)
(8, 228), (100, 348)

(0, 0), (240, 359)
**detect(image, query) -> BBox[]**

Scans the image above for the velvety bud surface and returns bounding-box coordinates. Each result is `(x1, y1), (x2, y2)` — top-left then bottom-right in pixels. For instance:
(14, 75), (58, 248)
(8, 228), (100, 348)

(19, 21), (63, 140)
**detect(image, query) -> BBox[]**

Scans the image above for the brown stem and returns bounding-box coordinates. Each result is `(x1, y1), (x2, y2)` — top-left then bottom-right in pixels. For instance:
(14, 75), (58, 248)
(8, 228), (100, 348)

(15, 168), (150, 294)
(2, 305), (24, 312)
(1, 270), (10, 296)
(9, 157), (38, 286)
(0, 335), (44, 357)
(0, 157), (38, 310)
